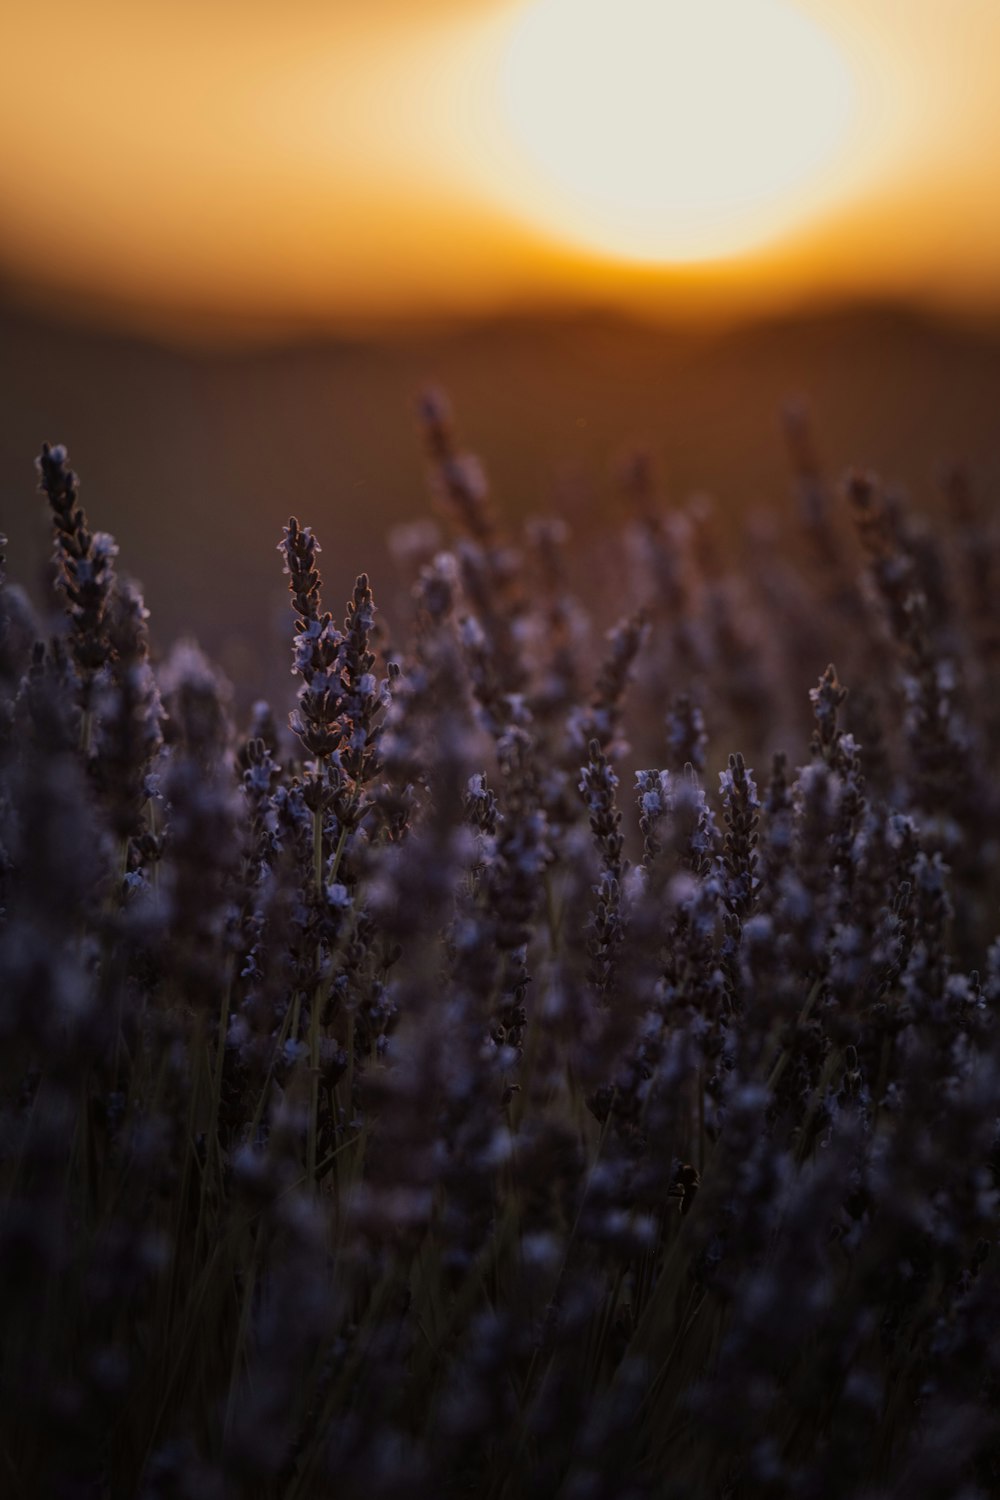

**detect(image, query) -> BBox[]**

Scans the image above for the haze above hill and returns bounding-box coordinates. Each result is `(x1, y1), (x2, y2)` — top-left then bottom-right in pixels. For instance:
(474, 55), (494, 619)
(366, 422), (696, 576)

(4, 298), (999, 706)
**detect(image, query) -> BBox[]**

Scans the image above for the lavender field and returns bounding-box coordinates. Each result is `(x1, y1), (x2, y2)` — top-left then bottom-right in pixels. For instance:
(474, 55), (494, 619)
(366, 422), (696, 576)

(3, 390), (1000, 1498)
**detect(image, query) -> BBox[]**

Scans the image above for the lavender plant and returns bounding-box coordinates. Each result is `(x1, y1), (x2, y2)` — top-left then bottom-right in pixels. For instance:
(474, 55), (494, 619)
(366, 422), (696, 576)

(2, 406), (1000, 1500)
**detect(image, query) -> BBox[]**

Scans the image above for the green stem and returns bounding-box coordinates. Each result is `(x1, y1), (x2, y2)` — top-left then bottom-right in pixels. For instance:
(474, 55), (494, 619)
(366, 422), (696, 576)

(313, 802), (324, 894)
(306, 982), (322, 1184)
(223, 1226), (265, 1444)
(344, 1009), (356, 1136)
(201, 961), (234, 1213)
(247, 998), (297, 1142)
(329, 818), (350, 886)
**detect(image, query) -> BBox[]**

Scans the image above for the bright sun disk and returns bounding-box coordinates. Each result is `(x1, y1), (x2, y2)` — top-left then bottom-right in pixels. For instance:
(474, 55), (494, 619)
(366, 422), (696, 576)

(497, 0), (859, 263)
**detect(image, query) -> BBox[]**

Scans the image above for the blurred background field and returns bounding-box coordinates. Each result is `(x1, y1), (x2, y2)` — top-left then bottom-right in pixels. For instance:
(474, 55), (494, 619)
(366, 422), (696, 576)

(5, 295), (1000, 709)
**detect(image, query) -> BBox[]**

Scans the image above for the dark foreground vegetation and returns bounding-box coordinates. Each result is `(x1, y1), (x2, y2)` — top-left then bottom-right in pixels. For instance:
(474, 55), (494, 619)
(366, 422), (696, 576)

(3, 394), (1000, 1498)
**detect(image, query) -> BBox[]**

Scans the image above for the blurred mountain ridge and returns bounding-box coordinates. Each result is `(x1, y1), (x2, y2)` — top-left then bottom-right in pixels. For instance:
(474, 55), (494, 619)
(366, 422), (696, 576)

(3, 295), (999, 702)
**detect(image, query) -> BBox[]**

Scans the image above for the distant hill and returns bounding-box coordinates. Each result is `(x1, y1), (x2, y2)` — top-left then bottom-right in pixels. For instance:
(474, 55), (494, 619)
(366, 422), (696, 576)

(4, 300), (1000, 704)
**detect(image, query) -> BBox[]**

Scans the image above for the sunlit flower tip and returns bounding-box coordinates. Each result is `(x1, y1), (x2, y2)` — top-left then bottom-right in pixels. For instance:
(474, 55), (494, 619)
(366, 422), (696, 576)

(417, 385), (452, 431)
(388, 518), (443, 566)
(741, 913), (773, 947)
(459, 614), (486, 649)
(448, 453), (488, 501)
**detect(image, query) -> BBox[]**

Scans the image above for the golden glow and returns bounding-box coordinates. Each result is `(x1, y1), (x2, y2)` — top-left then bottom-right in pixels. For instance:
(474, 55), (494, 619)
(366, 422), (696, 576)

(495, 0), (857, 262)
(0, 1), (999, 335)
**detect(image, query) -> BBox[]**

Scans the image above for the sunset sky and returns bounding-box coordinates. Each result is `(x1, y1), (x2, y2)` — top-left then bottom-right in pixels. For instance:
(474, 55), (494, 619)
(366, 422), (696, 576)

(3, 0), (1000, 338)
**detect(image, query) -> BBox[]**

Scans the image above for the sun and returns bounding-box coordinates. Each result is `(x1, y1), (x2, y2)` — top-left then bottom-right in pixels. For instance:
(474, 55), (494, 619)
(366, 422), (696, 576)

(496, 0), (859, 263)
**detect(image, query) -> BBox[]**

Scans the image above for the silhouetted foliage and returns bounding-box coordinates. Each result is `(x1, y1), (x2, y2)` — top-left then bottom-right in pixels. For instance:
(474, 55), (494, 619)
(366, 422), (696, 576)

(3, 403), (1000, 1497)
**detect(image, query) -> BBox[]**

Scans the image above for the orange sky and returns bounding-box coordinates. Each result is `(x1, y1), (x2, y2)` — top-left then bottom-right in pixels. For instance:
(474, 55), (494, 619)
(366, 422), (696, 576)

(2, 0), (1000, 339)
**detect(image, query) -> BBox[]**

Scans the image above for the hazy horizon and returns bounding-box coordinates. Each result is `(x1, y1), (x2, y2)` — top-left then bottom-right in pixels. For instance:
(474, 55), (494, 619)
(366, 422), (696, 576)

(4, 0), (1000, 342)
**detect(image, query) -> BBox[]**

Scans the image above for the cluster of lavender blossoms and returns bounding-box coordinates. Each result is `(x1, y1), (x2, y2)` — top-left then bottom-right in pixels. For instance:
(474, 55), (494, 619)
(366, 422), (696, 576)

(3, 406), (1000, 1500)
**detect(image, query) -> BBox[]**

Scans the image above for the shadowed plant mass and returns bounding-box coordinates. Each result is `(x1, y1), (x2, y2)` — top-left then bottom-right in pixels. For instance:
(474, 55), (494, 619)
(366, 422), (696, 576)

(3, 396), (1000, 1498)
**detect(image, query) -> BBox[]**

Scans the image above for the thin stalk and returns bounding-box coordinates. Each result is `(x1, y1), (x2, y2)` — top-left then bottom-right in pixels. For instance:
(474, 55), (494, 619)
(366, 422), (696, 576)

(284, 1264), (409, 1500)
(161, 1013), (205, 1335)
(793, 1046), (844, 1167)
(143, 1238), (224, 1467)
(223, 1223), (266, 1444)
(110, 837), (131, 1088)
(306, 982), (322, 1184)
(147, 795), (161, 897)
(313, 800), (324, 894)
(247, 997), (297, 1143)
(211, 964), (234, 1121)
(329, 817), (351, 886)
(344, 1008), (356, 1133)
(763, 977), (823, 1094)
